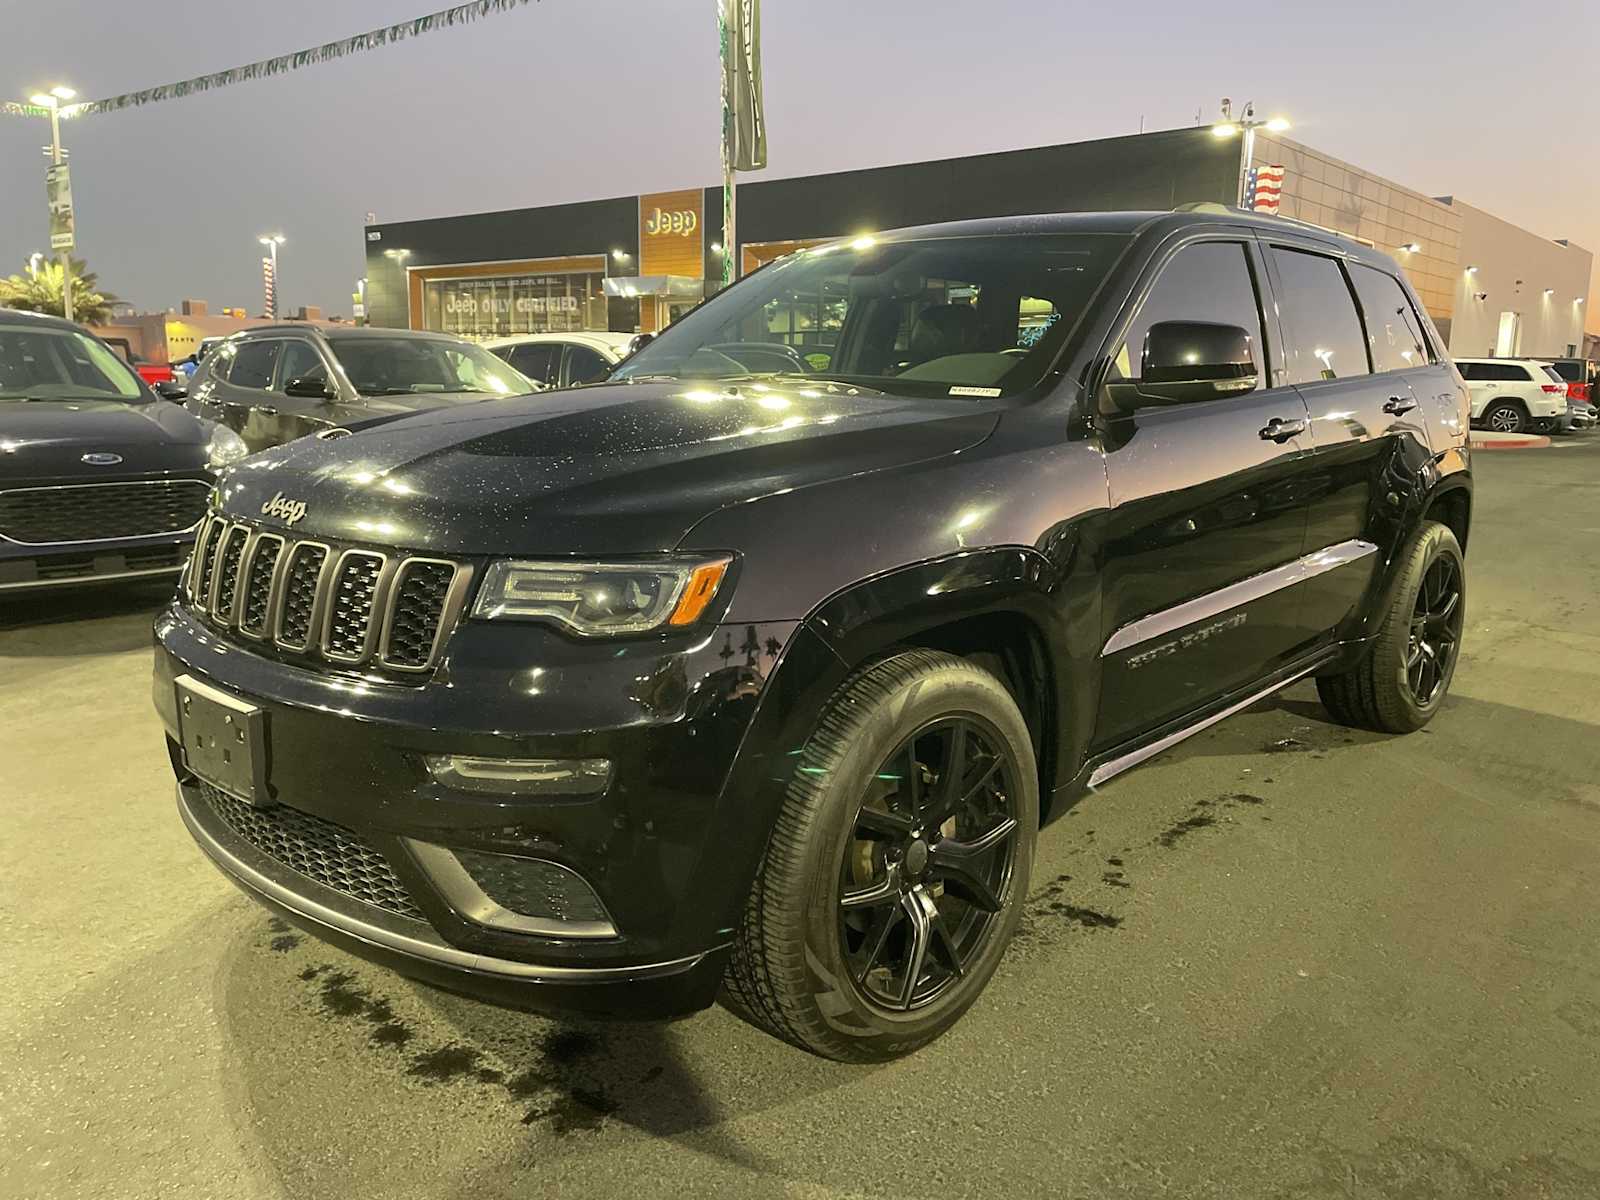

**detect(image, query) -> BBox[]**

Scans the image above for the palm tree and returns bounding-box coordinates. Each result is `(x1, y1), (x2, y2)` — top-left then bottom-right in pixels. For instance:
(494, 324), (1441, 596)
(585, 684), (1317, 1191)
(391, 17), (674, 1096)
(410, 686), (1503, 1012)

(0, 255), (121, 325)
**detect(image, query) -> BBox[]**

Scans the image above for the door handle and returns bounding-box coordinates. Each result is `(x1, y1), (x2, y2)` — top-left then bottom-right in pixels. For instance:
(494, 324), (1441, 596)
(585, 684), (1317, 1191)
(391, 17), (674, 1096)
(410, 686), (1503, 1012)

(1258, 416), (1307, 443)
(1383, 395), (1417, 416)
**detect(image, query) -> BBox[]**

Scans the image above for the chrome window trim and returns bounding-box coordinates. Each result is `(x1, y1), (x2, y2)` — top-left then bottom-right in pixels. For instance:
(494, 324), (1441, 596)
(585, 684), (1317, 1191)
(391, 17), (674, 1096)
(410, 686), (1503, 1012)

(319, 549), (392, 664)
(377, 558), (472, 673)
(235, 532), (286, 640)
(177, 783), (703, 982)
(0, 479), (211, 546)
(1101, 538), (1379, 657)
(403, 839), (618, 940)
(272, 539), (335, 653)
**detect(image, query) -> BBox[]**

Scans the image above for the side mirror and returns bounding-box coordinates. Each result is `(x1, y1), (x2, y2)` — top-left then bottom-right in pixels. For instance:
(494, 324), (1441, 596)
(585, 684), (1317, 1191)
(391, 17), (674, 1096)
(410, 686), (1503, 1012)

(154, 379), (188, 401)
(284, 375), (336, 400)
(623, 332), (655, 358)
(1106, 321), (1259, 408)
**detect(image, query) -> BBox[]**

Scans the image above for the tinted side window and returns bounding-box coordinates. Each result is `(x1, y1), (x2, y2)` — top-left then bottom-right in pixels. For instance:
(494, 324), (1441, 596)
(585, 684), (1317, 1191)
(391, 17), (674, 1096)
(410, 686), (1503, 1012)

(1268, 248), (1371, 384)
(507, 342), (560, 386)
(1458, 362), (1488, 381)
(1110, 241), (1266, 390)
(566, 344), (610, 385)
(276, 341), (327, 388)
(1547, 361), (1580, 382)
(1348, 265), (1431, 373)
(1491, 363), (1530, 381)
(228, 340), (281, 390)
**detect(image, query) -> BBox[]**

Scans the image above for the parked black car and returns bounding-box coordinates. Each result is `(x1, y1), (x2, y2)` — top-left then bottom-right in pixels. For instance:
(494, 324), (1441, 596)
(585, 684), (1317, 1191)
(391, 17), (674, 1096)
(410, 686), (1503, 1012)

(1, 309), (246, 594)
(185, 325), (536, 452)
(154, 211), (1472, 1060)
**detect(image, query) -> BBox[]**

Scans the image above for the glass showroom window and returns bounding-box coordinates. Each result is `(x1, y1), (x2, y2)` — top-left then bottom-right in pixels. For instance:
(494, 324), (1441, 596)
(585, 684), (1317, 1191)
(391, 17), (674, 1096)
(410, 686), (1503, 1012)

(421, 273), (606, 338)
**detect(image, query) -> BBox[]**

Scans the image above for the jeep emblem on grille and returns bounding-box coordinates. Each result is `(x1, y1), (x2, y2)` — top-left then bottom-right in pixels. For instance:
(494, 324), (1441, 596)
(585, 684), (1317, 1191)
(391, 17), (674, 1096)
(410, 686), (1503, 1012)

(261, 492), (308, 526)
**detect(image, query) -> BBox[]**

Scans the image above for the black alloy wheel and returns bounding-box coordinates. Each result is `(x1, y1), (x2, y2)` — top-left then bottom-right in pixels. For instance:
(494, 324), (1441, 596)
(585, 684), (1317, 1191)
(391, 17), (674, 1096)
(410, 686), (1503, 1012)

(838, 717), (1019, 1012)
(721, 650), (1038, 1062)
(1405, 554), (1462, 705)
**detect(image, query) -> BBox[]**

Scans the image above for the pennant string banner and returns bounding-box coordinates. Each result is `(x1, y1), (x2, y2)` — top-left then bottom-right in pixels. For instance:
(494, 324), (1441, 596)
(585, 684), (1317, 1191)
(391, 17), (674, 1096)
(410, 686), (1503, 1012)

(1, 0), (536, 119)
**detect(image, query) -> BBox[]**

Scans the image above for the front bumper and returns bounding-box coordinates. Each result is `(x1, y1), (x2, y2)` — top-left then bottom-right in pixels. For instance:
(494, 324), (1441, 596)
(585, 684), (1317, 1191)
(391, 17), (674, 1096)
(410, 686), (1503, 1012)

(0, 531), (191, 591)
(155, 600), (834, 1018)
(178, 779), (726, 1017)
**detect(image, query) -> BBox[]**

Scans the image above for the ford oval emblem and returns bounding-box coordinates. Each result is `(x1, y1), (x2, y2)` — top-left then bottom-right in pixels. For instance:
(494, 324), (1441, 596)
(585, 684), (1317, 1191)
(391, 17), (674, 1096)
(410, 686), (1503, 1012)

(81, 452), (123, 466)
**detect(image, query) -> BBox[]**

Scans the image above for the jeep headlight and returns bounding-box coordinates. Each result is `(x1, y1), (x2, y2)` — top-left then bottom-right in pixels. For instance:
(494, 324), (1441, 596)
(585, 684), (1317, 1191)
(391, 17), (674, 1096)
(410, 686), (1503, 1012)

(205, 424), (250, 470)
(472, 555), (732, 635)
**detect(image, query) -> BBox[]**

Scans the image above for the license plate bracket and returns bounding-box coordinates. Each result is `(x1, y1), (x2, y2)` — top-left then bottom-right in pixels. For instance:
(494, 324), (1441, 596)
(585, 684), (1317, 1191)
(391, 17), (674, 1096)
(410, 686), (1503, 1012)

(176, 674), (270, 806)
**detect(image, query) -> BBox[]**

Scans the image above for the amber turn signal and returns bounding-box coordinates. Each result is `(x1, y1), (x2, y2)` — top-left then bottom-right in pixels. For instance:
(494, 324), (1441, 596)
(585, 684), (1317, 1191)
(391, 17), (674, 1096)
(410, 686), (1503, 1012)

(669, 560), (730, 625)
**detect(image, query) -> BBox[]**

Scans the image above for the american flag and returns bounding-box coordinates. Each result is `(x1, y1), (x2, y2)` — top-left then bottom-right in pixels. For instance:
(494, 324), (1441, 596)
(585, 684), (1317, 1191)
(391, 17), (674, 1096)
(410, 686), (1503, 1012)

(1246, 164), (1286, 215)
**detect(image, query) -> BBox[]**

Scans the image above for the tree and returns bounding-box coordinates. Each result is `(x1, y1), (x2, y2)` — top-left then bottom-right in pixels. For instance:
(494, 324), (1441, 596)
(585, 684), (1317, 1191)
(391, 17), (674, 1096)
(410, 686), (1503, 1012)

(0, 255), (121, 325)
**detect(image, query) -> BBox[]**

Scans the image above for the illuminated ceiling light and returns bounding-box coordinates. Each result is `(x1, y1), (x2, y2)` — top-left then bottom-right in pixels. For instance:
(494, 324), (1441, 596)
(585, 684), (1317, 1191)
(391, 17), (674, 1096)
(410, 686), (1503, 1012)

(1398, 243), (1421, 254)
(1544, 288), (1555, 296)
(1211, 122), (1239, 138)
(1577, 298), (1586, 305)
(1265, 116), (1291, 132)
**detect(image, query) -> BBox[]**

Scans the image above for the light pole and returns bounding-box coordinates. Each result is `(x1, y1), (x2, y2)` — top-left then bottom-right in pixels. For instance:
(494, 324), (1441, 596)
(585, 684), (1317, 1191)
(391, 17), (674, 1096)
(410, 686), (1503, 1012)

(1210, 99), (1291, 207)
(258, 234), (285, 320)
(28, 85), (77, 322)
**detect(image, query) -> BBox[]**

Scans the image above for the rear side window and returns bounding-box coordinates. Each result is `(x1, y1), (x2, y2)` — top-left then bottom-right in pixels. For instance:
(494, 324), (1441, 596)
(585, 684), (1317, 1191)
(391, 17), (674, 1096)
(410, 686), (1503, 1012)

(1348, 265), (1431, 373)
(228, 340), (281, 390)
(1109, 240), (1267, 389)
(1268, 248), (1371, 384)
(566, 343), (610, 385)
(507, 342), (560, 386)
(1546, 361), (1581, 382)
(1489, 363), (1530, 381)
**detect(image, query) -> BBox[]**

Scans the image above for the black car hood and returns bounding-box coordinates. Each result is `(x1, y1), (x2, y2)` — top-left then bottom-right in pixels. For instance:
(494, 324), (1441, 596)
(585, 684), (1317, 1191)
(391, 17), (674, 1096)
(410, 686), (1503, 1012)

(216, 381), (998, 555)
(0, 399), (211, 481)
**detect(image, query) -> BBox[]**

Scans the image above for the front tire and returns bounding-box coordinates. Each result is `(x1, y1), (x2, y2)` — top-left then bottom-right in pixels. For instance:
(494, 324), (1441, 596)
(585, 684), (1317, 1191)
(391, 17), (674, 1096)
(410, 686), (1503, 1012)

(721, 650), (1038, 1061)
(1317, 520), (1465, 733)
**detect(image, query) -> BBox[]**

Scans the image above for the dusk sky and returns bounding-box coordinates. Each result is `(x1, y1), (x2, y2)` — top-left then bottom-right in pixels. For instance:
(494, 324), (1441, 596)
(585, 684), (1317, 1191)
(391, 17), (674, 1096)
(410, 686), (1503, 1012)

(2, 0), (1595, 330)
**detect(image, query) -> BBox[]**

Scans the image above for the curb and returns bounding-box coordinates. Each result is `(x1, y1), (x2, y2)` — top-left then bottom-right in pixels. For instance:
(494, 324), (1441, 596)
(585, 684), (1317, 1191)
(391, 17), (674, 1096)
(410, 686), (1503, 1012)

(1469, 434), (1551, 450)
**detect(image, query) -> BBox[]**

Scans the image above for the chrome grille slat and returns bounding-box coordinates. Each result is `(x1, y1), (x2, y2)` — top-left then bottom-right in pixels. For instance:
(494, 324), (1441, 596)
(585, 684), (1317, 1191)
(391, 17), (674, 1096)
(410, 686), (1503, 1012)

(187, 515), (463, 674)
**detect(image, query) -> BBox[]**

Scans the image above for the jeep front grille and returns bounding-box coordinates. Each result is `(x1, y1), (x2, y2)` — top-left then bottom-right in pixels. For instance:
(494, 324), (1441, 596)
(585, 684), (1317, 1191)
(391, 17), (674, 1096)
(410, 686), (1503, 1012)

(197, 782), (425, 921)
(186, 513), (470, 674)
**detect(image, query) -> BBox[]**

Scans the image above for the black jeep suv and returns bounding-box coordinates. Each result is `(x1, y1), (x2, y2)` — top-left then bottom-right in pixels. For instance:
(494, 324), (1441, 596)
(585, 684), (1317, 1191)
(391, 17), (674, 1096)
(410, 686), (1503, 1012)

(154, 211), (1471, 1061)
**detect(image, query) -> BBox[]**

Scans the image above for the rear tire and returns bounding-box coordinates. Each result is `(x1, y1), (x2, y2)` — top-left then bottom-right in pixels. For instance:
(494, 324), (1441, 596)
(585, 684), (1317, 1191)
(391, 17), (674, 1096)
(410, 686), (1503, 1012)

(1316, 520), (1464, 733)
(1481, 400), (1527, 434)
(720, 650), (1038, 1062)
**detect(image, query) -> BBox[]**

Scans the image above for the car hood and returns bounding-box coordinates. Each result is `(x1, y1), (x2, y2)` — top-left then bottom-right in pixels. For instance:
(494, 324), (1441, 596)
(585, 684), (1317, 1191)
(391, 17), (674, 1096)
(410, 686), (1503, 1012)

(216, 381), (998, 555)
(0, 399), (210, 481)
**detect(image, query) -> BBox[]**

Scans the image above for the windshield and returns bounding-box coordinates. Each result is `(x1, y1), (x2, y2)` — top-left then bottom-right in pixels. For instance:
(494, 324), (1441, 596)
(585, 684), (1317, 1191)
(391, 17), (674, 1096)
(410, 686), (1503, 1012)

(611, 233), (1129, 397)
(0, 326), (146, 402)
(326, 336), (533, 397)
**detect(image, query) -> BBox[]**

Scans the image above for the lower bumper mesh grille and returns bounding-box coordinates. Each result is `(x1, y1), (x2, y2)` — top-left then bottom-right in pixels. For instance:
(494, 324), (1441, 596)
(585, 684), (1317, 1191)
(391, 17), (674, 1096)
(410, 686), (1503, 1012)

(197, 782), (425, 922)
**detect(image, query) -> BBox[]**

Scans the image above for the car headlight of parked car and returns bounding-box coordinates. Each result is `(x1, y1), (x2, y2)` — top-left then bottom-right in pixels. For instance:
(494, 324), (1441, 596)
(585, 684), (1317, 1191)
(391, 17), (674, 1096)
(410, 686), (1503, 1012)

(472, 555), (732, 635)
(205, 425), (250, 470)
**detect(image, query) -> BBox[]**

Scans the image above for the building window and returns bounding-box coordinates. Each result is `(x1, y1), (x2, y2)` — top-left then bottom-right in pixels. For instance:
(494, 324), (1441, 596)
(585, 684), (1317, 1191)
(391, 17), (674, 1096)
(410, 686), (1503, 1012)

(420, 272), (607, 338)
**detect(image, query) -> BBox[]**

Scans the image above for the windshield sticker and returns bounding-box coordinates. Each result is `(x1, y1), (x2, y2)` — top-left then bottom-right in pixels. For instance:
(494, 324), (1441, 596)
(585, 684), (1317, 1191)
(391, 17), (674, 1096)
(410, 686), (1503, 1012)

(949, 386), (1002, 397)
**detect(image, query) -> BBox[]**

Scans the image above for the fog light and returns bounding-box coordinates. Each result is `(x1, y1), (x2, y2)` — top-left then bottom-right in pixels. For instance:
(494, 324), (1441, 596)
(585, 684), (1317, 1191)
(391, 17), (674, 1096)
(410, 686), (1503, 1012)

(405, 840), (617, 938)
(425, 754), (612, 797)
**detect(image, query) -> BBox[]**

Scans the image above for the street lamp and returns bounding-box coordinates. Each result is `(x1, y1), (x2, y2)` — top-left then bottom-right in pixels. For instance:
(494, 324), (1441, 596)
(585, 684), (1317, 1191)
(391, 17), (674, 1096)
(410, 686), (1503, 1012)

(1209, 99), (1292, 207)
(258, 234), (285, 320)
(26, 85), (78, 322)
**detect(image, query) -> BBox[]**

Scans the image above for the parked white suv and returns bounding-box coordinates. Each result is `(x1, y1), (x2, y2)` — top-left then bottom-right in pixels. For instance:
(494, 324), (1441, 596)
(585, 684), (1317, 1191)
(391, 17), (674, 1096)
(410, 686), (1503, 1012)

(1455, 358), (1570, 434)
(483, 331), (635, 390)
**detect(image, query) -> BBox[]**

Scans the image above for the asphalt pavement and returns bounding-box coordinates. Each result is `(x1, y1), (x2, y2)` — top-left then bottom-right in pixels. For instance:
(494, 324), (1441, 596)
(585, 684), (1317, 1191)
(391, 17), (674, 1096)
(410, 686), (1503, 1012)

(4, 438), (1599, 1199)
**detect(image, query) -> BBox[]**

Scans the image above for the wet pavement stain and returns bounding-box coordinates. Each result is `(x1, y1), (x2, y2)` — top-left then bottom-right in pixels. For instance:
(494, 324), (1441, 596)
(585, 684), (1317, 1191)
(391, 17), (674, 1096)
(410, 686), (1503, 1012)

(1022, 873), (1124, 933)
(407, 1045), (483, 1083)
(269, 934), (301, 952)
(1052, 905), (1123, 929)
(1157, 814), (1217, 847)
(1101, 869), (1131, 889)
(266, 917), (291, 934)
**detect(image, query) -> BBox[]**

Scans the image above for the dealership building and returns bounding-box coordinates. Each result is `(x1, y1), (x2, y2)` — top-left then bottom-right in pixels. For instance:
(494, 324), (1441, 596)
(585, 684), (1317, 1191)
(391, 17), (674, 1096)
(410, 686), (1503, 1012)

(363, 126), (1592, 360)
